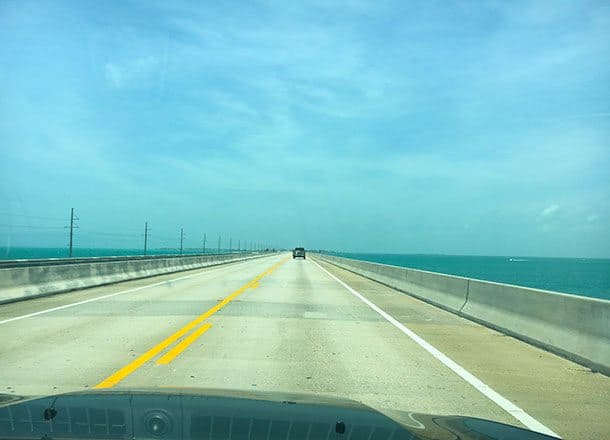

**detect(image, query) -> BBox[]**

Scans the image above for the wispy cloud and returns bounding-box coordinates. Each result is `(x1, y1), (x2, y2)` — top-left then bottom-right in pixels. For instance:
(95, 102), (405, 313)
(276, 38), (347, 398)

(104, 63), (123, 88)
(104, 56), (160, 89)
(564, 112), (610, 119)
(2, 0), (609, 255)
(541, 205), (560, 217)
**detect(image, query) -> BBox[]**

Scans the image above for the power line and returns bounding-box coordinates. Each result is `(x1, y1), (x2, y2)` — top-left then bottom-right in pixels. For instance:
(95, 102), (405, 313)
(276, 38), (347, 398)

(77, 231), (140, 238)
(144, 222), (149, 256)
(68, 208), (79, 258)
(180, 228), (184, 255)
(0, 224), (66, 229)
(1, 209), (276, 258)
(0, 212), (66, 221)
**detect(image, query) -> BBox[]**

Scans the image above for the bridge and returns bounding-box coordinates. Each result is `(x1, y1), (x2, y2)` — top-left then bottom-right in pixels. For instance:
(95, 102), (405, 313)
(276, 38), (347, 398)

(0, 253), (608, 439)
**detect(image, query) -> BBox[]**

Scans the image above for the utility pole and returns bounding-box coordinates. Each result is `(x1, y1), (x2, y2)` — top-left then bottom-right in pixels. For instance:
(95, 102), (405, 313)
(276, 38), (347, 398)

(202, 232), (206, 254)
(68, 208), (79, 258)
(218, 236), (221, 253)
(238, 239), (240, 252)
(180, 228), (184, 255)
(144, 221), (149, 255)
(229, 238), (232, 252)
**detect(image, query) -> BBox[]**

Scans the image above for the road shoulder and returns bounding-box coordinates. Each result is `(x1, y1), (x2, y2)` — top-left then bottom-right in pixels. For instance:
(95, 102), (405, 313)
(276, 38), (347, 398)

(314, 258), (610, 440)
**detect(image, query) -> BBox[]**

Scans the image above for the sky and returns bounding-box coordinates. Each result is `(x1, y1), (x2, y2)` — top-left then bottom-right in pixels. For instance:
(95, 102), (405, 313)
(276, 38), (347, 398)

(1, 0), (609, 257)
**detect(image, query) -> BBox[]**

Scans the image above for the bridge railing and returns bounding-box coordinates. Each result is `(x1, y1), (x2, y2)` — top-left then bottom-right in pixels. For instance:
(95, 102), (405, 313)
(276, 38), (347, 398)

(0, 252), (275, 305)
(313, 253), (610, 376)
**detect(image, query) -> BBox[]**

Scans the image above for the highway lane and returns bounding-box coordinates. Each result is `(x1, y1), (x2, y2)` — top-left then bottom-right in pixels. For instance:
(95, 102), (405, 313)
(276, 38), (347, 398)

(1, 253), (608, 439)
(0, 256), (282, 392)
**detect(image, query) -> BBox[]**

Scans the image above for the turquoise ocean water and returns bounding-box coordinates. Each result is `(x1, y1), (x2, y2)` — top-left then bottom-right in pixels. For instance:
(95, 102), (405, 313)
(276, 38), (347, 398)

(1, 247), (608, 300)
(326, 252), (610, 300)
(0, 247), (225, 259)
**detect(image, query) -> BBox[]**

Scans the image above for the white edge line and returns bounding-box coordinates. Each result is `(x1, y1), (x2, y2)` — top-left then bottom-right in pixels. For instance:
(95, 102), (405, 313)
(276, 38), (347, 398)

(311, 259), (561, 439)
(0, 258), (257, 325)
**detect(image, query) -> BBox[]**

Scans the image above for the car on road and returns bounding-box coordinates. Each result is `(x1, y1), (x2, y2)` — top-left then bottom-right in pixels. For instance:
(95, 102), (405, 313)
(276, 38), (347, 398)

(293, 247), (306, 259)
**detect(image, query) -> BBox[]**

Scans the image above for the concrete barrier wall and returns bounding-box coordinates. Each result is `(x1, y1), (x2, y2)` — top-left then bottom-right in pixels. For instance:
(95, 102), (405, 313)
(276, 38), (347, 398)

(0, 253), (271, 305)
(461, 279), (610, 374)
(314, 253), (610, 375)
(322, 256), (406, 288)
(315, 254), (469, 313)
(405, 269), (470, 313)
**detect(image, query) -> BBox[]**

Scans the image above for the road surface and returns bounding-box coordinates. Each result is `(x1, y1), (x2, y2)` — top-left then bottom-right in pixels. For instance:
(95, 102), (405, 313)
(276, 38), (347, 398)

(1, 254), (608, 439)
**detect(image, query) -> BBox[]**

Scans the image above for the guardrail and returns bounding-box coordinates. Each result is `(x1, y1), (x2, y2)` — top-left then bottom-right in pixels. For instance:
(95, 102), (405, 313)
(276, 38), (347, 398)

(0, 252), (265, 269)
(0, 252), (275, 305)
(313, 253), (610, 376)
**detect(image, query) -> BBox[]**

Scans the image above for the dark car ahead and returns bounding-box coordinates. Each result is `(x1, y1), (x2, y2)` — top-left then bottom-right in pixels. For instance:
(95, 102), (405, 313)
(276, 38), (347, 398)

(293, 247), (306, 259)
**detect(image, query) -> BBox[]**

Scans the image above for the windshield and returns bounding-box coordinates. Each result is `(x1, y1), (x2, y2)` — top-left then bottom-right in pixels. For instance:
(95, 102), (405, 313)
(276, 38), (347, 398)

(1, 2), (609, 440)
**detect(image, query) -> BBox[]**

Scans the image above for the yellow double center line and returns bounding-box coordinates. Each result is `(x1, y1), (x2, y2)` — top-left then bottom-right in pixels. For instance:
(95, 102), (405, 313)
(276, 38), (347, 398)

(95, 257), (288, 389)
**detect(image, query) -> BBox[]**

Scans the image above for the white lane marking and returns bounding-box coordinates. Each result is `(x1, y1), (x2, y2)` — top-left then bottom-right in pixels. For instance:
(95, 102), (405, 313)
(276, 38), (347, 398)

(0, 258), (267, 325)
(311, 259), (560, 439)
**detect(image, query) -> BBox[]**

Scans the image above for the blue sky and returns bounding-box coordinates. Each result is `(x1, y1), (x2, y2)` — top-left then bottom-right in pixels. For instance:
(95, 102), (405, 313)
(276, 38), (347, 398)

(1, 0), (609, 257)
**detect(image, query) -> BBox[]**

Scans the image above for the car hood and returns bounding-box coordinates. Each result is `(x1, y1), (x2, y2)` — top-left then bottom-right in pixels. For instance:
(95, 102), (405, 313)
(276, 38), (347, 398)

(0, 388), (558, 439)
